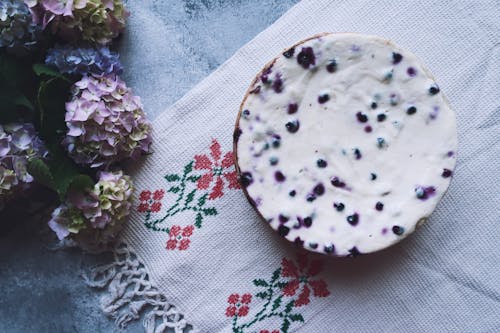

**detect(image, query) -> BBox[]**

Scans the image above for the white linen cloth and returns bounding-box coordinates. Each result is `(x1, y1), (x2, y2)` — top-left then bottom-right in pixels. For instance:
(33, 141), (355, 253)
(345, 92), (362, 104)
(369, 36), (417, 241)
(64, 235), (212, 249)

(92, 1), (500, 332)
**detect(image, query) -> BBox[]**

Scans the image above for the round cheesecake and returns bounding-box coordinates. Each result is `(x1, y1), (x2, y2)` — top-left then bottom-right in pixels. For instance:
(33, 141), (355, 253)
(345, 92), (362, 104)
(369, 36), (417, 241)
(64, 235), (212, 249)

(234, 33), (457, 256)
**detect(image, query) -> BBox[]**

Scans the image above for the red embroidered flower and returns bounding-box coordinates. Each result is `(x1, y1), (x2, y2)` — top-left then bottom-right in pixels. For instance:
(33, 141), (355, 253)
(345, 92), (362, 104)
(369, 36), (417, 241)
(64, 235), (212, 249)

(166, 225), (194, 250)
(138, 189), (165, 213)
(281, 255), (330, 307)
(260, 330), (280, 333)
(225, 293), (252, 317)
(194, 139), (240, 200)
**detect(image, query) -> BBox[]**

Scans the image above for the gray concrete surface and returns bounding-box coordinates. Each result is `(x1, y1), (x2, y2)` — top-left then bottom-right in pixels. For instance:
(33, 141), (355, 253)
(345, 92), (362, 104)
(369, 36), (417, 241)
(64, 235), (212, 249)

(0, 0), (299, 332)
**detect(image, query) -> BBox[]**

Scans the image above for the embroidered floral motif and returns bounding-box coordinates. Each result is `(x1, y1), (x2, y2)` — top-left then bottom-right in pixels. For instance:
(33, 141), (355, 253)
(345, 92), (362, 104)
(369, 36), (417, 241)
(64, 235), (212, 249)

(166, 225), (194, 250)
(225, 254), (330, 333)
(138, 139), (239, 250)
(138, 189), (165, 213)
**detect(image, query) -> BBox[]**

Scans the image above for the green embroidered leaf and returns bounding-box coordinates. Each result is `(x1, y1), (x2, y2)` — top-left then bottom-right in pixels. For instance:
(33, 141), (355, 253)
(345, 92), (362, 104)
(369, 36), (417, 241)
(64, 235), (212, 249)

(276, 281), (288, 289)
(289, 314), (304, 322)
(184, 161), (194, 175)
(197, 193), (207, 207)
(281, 318), (290, 333)
(165, 174), (181, 182)
(33, 64), (70, 82)
(185, 189), (196, 205)
(253, 279), (268, 287)
(194, 213), (203, 228)
(168, 186), (180, 193)
(187, 175), (201, 182)
(255, 291), (268, 299)
(202, 207), (217, 216)
(284, 300), (295, 314)
(271, 268), (281, 282)
(271, 295), (282, 312)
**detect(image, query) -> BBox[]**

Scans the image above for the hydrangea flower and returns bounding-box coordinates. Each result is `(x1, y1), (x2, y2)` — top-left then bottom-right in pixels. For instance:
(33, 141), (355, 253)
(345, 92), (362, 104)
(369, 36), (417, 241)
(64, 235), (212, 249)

(62, 74), (152, 168)
(48, 170), (133, 250)
(45, 44), (123, 76)
(25, 0), (128, 45)
(0, 123), (47, 208)
(0, 0), (41, 55)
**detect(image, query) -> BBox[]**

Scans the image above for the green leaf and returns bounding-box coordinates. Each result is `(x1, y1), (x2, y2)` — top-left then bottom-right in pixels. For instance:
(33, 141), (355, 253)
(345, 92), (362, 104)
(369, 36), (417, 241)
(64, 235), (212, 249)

(27, 158), (56, 191)
(68, 174), (94, 193)
(44, 143), (83, 200)
(255, 292), (268, 299)
(284, 300), (295, 314)
(281, 319), (290, 333)
(202, 207), (217, 216)
(37, 78), (72, 144)
(271, 268), (281, 282)
(289, 314), (304, 322)
(253, 279), (268, 287)
(194, 213), (203, 228)
(185, 189), (196, 205)
(165, 174), (181, 182)
(197, 193), (207, 207)
(12, 93), (34, 110)
(271, 295), (282, 312)
(168, 186), (180, 193)
(33, 64), (70, 82)
(184, 161), (193, 175)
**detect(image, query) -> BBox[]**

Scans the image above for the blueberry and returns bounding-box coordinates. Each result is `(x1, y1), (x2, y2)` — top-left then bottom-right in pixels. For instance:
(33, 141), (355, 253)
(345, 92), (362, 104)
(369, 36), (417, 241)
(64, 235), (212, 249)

(354, 148), (362, 160)
(297, 47), (316, 69)
(347, 213), (359, 226)
(283, 47), (295, 58)
(309, 242), (319, 249)
(375, 202), (384, 211)
(269, 156), (279, 166)
(406, 106), (417, 115)
(356, 111), (368, 123)
(389, 93), (399, 106)
(429, 84), (440, 95)
(289, 190), (296, 197)
(287, 103), (298, 114)
(233, 127), (242, 141)
(415, 186), (436, 200)
(250, 85), (261, 94)
(407, 67), (417, 77)
(377, 113), (387, 122)
(364, 125), (372, 133)
(326, 59), (337, 73)
(278, 225), (290, 237)
(392, 225), (405, 235)
(392, 52), (403, 64)
(348, 246), (361, 257)
(318, 93), (330, 104)
(275, 171), (286, 182)
(317, 159), (327, 168)
(331, 177), (346, 188)
(278, 214), (289, 223)
(285, 119), (300, 133)
(324, 244), (335, 254)
(240, 172), (253, 187)
(334, 202), (345, 212)
(306, 193), (317, 202)
(442, 168), (453, 178)
(370, 173), (377, 181)
(371, 102), (378, 109)
(272, 73), (283, 93)
(303, 217), (313, 227)
(271, 134), (281, 148)
(242, 109), (250, 117)
(293, 237), (304, 247)
(313, 183), (325, 196)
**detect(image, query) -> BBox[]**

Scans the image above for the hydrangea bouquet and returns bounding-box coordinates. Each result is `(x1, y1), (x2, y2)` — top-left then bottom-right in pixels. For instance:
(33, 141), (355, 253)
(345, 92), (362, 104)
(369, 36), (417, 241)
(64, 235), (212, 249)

(0, 0), (152, 251)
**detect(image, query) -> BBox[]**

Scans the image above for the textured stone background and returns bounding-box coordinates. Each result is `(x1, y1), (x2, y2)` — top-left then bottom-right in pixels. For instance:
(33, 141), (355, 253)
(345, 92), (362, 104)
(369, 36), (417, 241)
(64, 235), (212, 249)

(0, 0), (298, 332)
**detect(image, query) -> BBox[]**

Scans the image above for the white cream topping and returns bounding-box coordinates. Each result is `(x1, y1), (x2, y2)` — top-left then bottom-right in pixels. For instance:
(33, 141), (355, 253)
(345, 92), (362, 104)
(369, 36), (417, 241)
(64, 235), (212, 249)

(235, 33), (457, 256)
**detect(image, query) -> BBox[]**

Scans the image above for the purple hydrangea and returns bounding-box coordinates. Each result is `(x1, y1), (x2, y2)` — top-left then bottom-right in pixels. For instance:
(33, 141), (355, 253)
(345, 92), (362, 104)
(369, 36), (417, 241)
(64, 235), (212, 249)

(45, 45), (123, 76)
(48, 170), (133, 251)
(0, 123), (47, 208)
(0, 0), (41, 55)
(62, 74), (152, 168)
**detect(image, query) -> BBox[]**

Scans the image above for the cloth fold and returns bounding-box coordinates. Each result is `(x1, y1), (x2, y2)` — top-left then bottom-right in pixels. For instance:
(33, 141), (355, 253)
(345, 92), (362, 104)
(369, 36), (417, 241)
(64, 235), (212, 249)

(117, 0), (500, 332)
